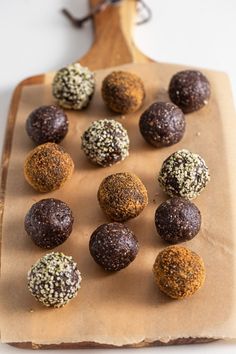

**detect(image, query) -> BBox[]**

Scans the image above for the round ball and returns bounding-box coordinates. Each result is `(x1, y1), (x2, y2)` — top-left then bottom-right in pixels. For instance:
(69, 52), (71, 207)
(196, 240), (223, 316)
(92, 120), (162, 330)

(98, 172), (148, 221)
(89, 222), (139, 271)
(24, 143), (74, 193)
(139, 102), (185, 147)
(28, 252), (81, 307)
(155, 197), (201, 244)
(102, 71), (145, 114)
(168, 70), (211, 113)
(153, 246), (206, 299)
(25, 105), (68, 145)
(24, 198), (74, 249)
(81, 119), (129, 167)
(52, 63), (95, 110)
(158, 149), (210, 199)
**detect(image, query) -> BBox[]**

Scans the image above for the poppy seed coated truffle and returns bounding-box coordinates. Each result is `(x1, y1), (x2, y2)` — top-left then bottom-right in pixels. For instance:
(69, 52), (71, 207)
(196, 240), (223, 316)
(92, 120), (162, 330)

(89, 223), (139, 271)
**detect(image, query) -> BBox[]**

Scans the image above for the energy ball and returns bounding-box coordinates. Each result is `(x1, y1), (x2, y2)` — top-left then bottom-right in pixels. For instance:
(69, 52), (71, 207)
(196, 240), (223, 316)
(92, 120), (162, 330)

(155, 197), (201, 244)
(153, 246), (206, 299)
(102, 71), (145, 114)
(139, 102), (185, 147)
(24, 143), (74, 193)
(89, 222), (139, 271)
(158, 149), (210, 199)
(28, 252), (82, 308)
(168, 70), (211, 113)
(81, 119), (129, 167)
(52, 63), (95, 110)
(25, 105), (68, 145)
(24, 198), (74, 249)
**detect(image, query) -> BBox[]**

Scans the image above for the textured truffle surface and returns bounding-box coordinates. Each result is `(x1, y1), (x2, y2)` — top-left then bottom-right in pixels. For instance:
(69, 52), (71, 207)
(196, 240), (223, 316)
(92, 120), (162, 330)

(102, 71), (145, 114)
(27, 252), (82, 307)
(155, 197), (201, 244)
(158, 149), (210, 199)
(168, 70), (211, 113)
(52, 63), (95, 110)
(24, 198), (74, 249)
(24, 143), (74, 193)
(153, 246), (206, 299)
(26, 105), (68, 145)
(89, 222), (139, 271)
(139, 102), (185, 147)
(98, 172), (148, 221)
(81, 119), (129, 167)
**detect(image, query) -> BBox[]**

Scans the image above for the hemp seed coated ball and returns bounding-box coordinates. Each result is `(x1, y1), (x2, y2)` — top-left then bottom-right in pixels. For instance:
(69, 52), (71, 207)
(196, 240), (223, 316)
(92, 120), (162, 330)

(168, 70), (211, 113)
(153, 246), (206, 299)
(158, 149), (210, 199)
(52, 63), (95, 110)
(98, 172), (148, 221)
(89, 222), (139, 271)
(81, 119), (129, 167)
(139, 102), (185, 147)
(27, 252), (82, 308)
(155, 197), (201, 244)
(24, 143), (74, 193)
(24, 198), (74, 249)
(102, 71), (145, 114)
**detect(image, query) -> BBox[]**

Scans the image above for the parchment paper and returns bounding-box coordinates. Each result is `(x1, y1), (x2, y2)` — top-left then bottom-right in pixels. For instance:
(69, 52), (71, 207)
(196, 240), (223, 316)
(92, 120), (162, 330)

(1, 62), (236, 345)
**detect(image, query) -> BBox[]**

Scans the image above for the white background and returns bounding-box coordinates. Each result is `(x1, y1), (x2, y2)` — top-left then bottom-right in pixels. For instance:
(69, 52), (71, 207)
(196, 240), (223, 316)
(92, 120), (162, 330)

(0, 0), (236, 353)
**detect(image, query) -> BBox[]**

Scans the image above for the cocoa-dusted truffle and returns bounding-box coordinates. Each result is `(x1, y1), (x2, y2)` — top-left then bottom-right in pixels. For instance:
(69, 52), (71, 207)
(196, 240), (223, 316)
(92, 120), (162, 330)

(139, 102), (185, 147)
(155, 197), (201, 244)
(28, 252), (81, 308)
(158, 149), (210, 199)
(24, 143), (74, 193)
(102, 71), (145, 114)
(24, 198), (74, 249)
(153, 246), (206, 299)
(81, 119), (129, 167)
(89, 222), (139, 271)
(52, 63), (95, 110)
(98, 172), (148, 221)
(168, 70), (211, 113)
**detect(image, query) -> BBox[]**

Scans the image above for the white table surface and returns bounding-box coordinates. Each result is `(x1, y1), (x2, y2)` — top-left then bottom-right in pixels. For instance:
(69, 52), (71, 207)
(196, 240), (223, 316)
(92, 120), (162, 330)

(0, 0), (236, 353)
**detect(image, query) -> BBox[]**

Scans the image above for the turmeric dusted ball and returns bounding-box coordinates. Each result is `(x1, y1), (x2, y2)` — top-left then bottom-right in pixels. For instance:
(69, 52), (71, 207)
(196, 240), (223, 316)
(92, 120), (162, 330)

(153, 246), (206, 299)
(97, 172), (148, 221)
(24, 143), (74, 193)
(101, 71), (145, 114)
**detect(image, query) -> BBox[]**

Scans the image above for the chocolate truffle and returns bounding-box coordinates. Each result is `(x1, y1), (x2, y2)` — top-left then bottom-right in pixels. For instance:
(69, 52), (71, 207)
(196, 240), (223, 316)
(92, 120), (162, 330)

(98, 172), (148, 221)
(153, 246), (206, 299)
(24, 198), (74, 249)
(158, 149), (210, 199)
(24, 143), (74, 193)
(28, 252), (81, 308)
(139, 102), (185, 147)
(155, 197), (201, 244)
(102, 71), (145, 114)
(168, 70), (211, 113)
(26, 105), (68, 145)
(89, 222), (139, 271)
(52, 63), (95, 110)
(81, 119), (129, 167)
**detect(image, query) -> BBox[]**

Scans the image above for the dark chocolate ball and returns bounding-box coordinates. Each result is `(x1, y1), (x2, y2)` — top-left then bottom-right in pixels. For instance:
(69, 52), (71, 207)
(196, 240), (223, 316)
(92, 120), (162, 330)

(89, 223), (139, 271)
(168, 70), (211, 113)
(26, 105), (68, 144)
(155, 197), (201, 244)
(24, 198), (74, 249)
(139, 102), (185, 147)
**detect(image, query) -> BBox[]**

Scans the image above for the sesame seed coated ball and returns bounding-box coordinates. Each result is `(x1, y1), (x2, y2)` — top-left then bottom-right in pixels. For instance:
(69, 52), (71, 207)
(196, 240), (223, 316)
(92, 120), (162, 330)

(52, 63), (95, 110)
(27, 252), (82, 308)
(153, 246), (206, 299)
(81, 119), (129, 167)
(158, 149), (210, 199)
